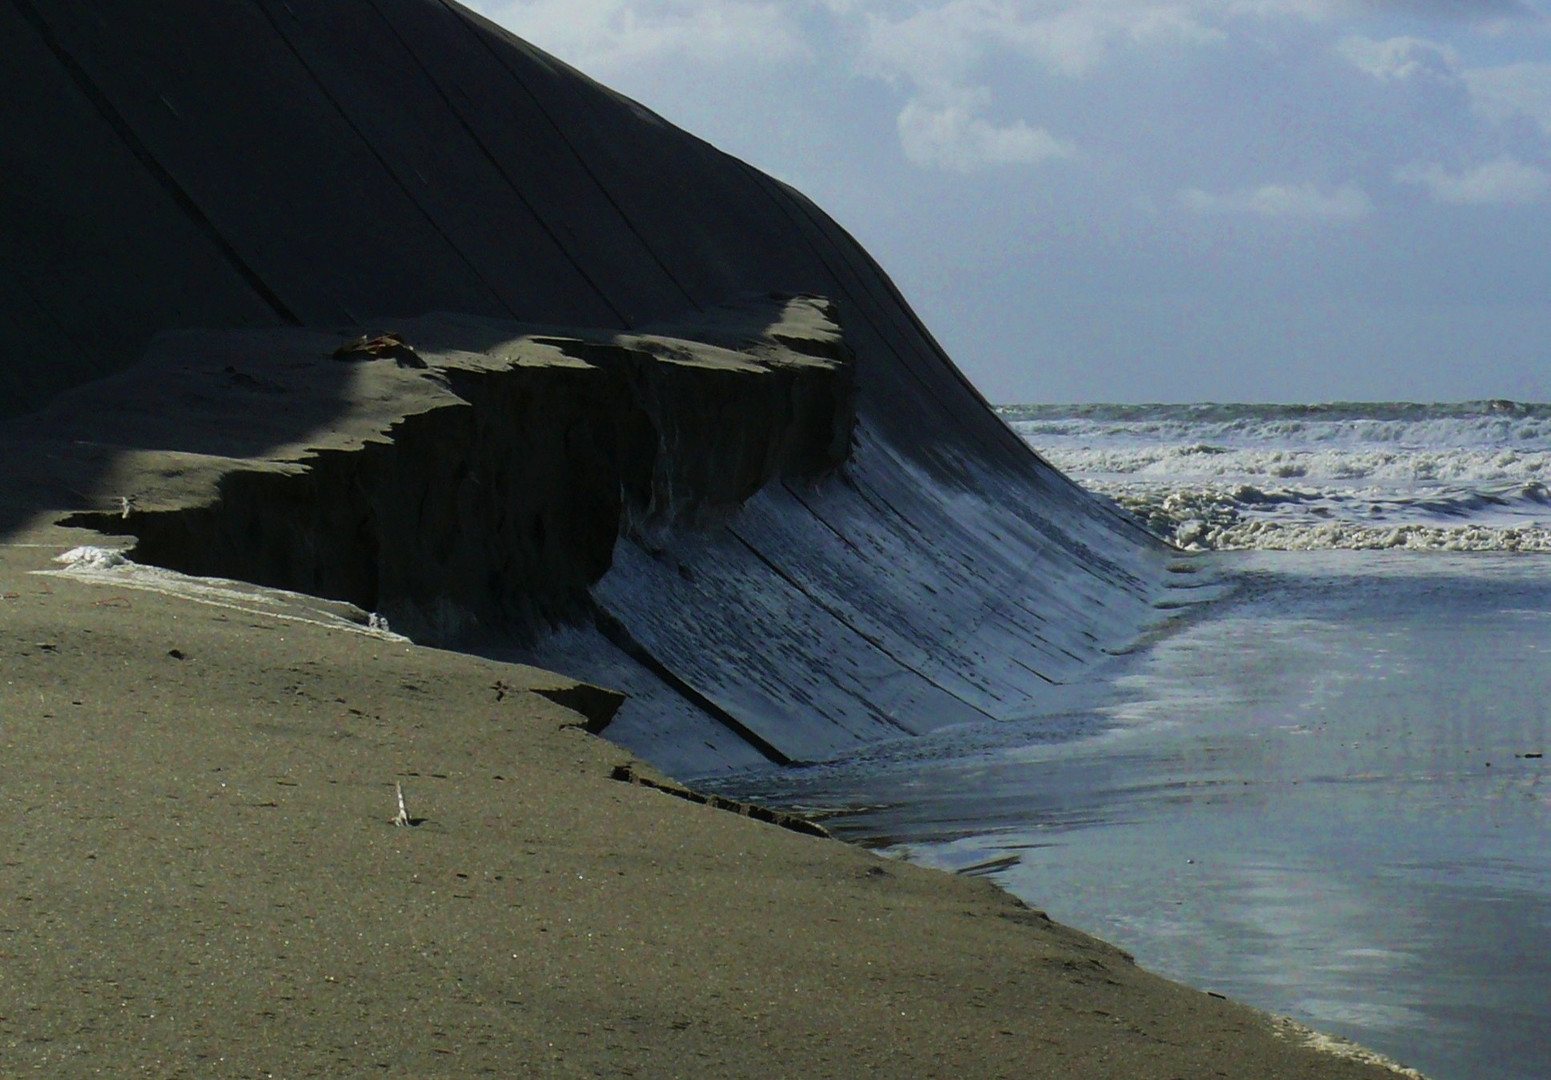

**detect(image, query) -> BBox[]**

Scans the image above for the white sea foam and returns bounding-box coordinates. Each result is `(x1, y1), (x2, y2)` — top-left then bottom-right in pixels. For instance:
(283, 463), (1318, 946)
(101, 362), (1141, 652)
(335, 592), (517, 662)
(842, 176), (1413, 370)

(1003, 402), (1551, 551)
(43, 546), (407, 639)
(55, 545), (129, 570)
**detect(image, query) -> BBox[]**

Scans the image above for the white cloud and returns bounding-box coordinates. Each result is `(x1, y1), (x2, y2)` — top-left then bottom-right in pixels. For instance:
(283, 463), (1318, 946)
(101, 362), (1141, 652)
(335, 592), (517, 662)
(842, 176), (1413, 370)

(898, 96), (1078, 171)
(857, 2), (1227, 173)
(1180, 182), (1373, 219)
(1395, 156), (1551, 204)
(1228, 0), (1540, 22)
(1465, 63), (1551, 135)
(1010, 3), (1225, 78)
(856, 2), (982, 88)
(465, 1), (810, 73)
(858, 1), (1224, 86)
(1337, 34), (1459, 82)
(1223, 0), (1341, 16)
(476, 1), (1546, 91)
(1336, 40), (1551, 141)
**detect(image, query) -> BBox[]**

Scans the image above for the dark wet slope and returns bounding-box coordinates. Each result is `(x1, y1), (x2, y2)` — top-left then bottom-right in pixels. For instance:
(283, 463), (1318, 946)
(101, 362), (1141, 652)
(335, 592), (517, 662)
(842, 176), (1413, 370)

(1, 0), (1168, 774)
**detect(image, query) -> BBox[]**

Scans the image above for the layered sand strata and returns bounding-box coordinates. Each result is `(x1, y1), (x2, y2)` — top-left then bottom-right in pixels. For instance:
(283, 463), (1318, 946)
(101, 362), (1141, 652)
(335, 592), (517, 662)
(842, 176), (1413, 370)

(0, 310), (1420, 1078)
(1, 6), (1428, 1072)
(1, 530), (1420, 1079)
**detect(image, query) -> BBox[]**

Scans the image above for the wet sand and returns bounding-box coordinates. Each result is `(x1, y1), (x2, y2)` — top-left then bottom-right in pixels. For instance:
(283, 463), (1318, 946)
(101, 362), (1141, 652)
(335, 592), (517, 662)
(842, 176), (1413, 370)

(0, 525), (1422, 1078)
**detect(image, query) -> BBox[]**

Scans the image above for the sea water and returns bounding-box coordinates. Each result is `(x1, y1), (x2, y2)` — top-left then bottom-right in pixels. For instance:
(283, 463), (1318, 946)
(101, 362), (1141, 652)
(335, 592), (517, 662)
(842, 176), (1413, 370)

(721, 403), (1551, 1080)
(1005, 401), (1551, 554)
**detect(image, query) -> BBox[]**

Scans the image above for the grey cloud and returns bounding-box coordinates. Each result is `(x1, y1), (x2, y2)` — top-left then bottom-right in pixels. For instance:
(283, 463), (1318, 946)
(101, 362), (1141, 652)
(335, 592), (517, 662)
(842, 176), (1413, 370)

(1396, 157), (1551, 203)
(1358, 0), (1540, 17)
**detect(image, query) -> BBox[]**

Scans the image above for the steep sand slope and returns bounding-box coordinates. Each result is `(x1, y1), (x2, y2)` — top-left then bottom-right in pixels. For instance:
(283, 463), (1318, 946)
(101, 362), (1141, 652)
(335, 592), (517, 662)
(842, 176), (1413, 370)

(1, 0), (1164, 773)
(1, 531), (1421, 1079)
(0, 7), (1430, 1075)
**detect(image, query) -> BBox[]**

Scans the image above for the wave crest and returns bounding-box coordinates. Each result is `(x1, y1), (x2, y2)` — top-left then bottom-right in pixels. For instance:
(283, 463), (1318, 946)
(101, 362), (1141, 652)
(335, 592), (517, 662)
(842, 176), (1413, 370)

(1005, 402), (1551, 553)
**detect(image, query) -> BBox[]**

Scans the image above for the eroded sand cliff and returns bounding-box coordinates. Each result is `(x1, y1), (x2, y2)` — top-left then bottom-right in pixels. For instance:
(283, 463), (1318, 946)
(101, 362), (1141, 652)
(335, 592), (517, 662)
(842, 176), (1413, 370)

(0, 3), (1425, 1075)
(2, 0), (1168, 774)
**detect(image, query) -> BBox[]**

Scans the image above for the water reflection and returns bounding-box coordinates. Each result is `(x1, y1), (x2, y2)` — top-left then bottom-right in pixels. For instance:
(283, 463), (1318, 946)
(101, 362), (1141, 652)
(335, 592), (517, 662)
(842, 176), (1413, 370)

(722, 551), (1551, 1080)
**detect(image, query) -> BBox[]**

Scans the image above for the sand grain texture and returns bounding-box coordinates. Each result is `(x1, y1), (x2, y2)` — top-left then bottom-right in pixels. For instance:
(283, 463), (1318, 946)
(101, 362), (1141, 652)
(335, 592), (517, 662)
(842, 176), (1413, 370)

(0, 5), (1428, 1074)
(1, 533), (1418, 1079)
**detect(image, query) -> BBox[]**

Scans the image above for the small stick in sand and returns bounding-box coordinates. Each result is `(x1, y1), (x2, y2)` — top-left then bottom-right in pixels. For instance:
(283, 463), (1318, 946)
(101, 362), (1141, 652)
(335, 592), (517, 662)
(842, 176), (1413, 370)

(392, 781), (410, 827)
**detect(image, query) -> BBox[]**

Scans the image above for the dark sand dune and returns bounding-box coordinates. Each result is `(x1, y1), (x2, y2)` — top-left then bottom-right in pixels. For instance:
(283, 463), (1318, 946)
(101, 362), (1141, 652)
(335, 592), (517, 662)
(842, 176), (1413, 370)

(0, 5), (1432, 1076)
(3, 0), (1165, 773)
(8, 0), (992, 449)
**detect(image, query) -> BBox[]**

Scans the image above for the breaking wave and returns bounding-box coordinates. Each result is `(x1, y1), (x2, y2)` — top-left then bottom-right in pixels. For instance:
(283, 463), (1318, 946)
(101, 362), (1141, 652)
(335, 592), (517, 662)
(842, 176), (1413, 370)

(1000, 401), (1551, 552)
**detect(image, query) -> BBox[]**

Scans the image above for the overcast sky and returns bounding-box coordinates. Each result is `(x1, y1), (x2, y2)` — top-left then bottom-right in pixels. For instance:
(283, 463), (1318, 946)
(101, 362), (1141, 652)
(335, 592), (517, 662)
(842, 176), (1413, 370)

(468, 1), (1551, 403)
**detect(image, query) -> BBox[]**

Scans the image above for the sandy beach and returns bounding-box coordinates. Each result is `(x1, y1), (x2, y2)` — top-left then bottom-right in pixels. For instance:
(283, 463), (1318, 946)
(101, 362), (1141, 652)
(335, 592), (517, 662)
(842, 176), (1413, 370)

(0, 7), (1450, 1074)
(1, 523), (1423, 1078)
